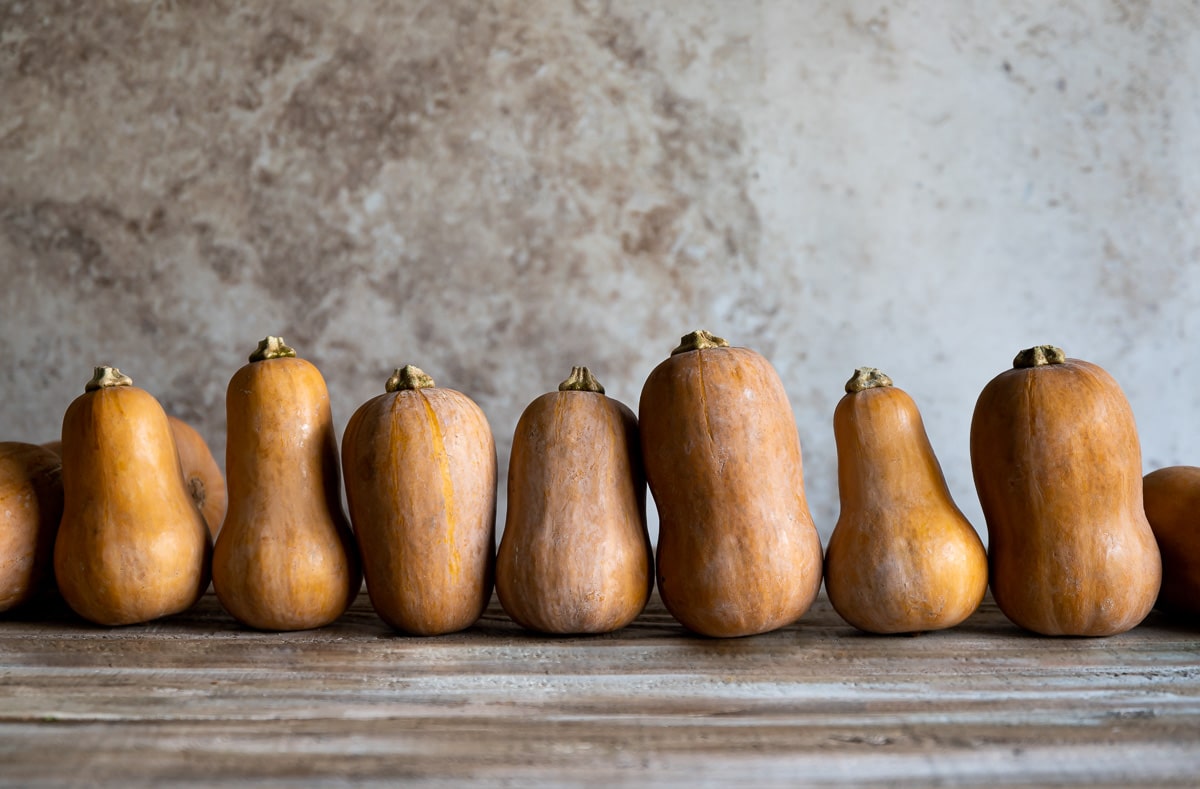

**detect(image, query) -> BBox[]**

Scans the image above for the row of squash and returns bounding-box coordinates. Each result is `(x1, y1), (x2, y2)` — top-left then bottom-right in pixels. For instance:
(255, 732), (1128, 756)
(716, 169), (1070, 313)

(1, 331), (1196, 638)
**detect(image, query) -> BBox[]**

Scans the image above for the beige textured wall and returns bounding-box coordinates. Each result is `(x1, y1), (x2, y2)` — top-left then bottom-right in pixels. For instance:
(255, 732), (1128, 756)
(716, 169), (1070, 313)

(3, 1), (1198, 540)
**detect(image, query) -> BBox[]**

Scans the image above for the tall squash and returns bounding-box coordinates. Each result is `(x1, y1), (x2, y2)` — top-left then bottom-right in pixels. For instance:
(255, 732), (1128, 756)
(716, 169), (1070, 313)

(497, 366), (652, 634)
(639, 331), (823, 637)
(825, 368), (987, 633)
(213, 337), (360, 631)
(54, 367), (211, 625)
(343, 365), (496, 635)
(970, 345), (1160, 636)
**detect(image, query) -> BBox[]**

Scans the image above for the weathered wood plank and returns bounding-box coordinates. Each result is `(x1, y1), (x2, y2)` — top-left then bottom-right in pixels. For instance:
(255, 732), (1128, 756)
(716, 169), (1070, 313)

(0, 593), (1197, 786)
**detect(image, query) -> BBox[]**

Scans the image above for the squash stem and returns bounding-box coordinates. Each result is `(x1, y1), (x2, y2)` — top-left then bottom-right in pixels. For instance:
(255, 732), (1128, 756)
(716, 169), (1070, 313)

(671, 330), (730, 356)
(85, 366), (132, 392)
(1013, 345), (1066, 368)
(249, 336), (297, 363)
(845, 367), (893, 393)
(386, 365), (435, 392)
(558, 366), (605, 394)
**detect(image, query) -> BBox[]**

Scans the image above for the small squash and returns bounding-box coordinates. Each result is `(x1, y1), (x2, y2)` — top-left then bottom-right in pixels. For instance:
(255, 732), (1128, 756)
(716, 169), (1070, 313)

(168, 416), (227, 538)
(0, 442), (63, 612)
(342, 365), (497, 635)
(1142, 466), (1200, 618)
(497, 366), (652, 634)
(54, 367), (212, 626)
(213, 337), (360, 631)
(970, 345), (1161, 636)
(639, 331), (823, 637)
(825, 368), (987, 634)
(40, 440), (62, 457)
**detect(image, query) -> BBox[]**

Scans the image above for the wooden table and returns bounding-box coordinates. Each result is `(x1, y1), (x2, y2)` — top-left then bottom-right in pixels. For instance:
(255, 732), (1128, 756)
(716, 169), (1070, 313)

(1, 592), (1198, 786)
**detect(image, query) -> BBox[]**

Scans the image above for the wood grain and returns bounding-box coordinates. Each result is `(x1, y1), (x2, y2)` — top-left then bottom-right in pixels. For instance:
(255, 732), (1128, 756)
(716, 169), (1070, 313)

(1, 593), (1198, 786)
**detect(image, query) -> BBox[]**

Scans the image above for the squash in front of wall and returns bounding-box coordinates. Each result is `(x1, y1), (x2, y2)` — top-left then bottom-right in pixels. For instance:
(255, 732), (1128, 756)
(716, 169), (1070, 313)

(0, 442), (63, 612)
(343, 365), (496, 635)
(639, 330), (823, 638)
(213, 337), (360, 631)
(825, 368), (987, 634)
(497, 366), (652, 634)
(1142, 465), (1200, 618)
(54, 367), (211, 625)
(970, 345), (1161, 636)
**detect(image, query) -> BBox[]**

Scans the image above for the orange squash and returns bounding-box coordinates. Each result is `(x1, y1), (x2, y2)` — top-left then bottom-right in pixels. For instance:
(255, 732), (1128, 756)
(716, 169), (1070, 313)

(825, 368), (987, 634)
(970, 345), (1161, 636)
(342, 365), (496, 635)
(1142, 466), (1200, 618)
(213, 337), (360, 631)
(497, 366), (652, 634)
(639, 331), (823, 637)
(54, 367), (212, 625)
(40, 440), (62, 457)
(168, 416), (227, 538)
(0, 442), (63, 612)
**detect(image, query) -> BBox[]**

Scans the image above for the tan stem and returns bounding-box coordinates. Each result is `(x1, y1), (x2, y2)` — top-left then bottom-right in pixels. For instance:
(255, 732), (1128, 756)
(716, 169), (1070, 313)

(558, 366), (605, 394)
(671, 330), (730, 356)
(85, 366), (132, 392)
(1013, 345), (1066, 368)
(845, 367), (893, 393)
(386, 365), (435, 392)
(249, 336), (296, 363)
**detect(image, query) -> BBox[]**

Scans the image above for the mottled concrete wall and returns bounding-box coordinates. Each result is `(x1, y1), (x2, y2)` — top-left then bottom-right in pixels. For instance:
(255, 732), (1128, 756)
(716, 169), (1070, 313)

(3, 1), (1198, 540)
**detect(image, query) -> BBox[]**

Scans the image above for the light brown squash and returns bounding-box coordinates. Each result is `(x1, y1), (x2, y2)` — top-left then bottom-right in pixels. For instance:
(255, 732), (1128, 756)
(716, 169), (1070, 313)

(168, 416), (227, 539)
(825, 368), (987, 634)
(0, 442), (63, 612)
(639, 330), (823, 637)
(213, 337), (360, 631)
(40, 440), (62, 457)
(54, 366), (212, 626)
(497, 366), (652, 634)
(970, 345), (1161, 636)
(1142, 466), (1200, 618)
(342, 365), (496, 635)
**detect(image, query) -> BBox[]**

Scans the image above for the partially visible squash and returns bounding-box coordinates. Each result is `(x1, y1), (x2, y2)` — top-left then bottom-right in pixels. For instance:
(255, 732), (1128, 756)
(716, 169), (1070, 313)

(342, 365), (496, 635)
(0, 442), (63, 612)
(168, 416), (227, 538)
(40, 441), (62, 457)
(639, 330), (823, 637)
(824, 368), (987, 634)
(497, 366), (652, 634)
(213, 337), (360, 631)
(54, 366), (212, 626)
(970, 345), (1161, 636)
(1142, 466), (1200, 618)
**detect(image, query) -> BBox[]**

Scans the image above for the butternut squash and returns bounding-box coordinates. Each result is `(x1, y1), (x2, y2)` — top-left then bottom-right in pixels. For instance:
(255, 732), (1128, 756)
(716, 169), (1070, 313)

(1142, 466), (1200, 618)
(970, 345), (1161, 636)
(342, 365), (496, 635)
(825, 368), (987, 634)
(213, 337), (360, 631)
(54, 367), (211, 625)
(639, 331), (823, 637)
(497, 366), (652, 634)
(169, 416), (227, 538)
(0, 442), (63, 612)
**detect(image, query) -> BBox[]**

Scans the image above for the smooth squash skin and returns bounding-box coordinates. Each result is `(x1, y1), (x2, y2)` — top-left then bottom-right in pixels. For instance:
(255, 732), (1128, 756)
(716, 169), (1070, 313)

(825, 368), (987, 634)
(970, 345), (1161, 636)
(169, 416), (227, 539)
(54, 367), (212, 626)
(0, 442), (63, 612)
(639, 330), (823, 638)
(497, 366), (652, 634)
(213, 337), (360, 631)
(342, 365), (496, 635)
(1142, 466), (1200, 618)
